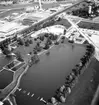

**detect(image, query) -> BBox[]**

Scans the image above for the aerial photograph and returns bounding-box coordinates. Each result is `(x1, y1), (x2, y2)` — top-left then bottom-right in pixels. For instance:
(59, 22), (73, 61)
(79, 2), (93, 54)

(0, 0), (99, 105)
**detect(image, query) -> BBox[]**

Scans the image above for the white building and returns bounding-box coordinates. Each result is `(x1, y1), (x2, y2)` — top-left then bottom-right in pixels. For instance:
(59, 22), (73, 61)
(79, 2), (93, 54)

(34, 0), (56, 3)
(18, 0), (32, 4)
(25, 6), (39, 12)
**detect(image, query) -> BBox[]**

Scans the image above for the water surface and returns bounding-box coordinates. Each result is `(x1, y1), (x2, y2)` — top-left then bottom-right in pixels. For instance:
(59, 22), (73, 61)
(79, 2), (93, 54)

(15, 43), (86, 105)
(0, 69), (13, 89)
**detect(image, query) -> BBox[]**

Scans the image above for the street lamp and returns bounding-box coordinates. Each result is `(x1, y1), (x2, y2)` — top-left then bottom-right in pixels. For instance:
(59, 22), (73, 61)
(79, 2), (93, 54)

(38, 0), (43, 10)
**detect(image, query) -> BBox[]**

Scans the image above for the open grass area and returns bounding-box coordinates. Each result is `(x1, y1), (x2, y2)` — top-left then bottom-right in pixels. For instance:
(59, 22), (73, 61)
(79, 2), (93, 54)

(54, 18), (71, 29)
(78, 21), (99, 31)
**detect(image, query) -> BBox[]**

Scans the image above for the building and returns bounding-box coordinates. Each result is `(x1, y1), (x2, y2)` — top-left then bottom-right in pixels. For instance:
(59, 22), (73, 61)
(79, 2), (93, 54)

(0, 1), (13, 5)
(17, 0), (33, 4)
(34, 0), (56, 3)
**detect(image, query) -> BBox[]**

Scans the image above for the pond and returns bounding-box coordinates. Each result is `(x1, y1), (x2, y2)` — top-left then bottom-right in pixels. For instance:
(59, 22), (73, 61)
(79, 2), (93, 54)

(15, 42), (87, 105)
(0, 69), (13, 89)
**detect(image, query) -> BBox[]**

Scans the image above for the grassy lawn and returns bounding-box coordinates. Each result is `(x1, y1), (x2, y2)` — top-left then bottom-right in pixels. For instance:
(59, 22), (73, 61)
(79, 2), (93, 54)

(78, 21), (99, 31)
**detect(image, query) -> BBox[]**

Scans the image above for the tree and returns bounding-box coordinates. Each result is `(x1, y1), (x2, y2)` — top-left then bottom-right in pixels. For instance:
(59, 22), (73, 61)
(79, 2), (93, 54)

(29, 39), (33, 44)
(25, 40), (30, 47)
(39, 36), (44, 41)
(44, 33), (49, 38)
(46, 38), (52, 45)
(17, 38), (24, 46)
(72, 69), (78, 77)
(54, 41), (59, 45)
(35, 45), (42, 52)
(13, 0), (17, 4)
(31, 54), (40, 64)
(33, 48), (38, 54)
(43, 44), (49, 50)
(3, 100), (10, 105)
(54, 35), (58, 40)
(2, 47), (11, 57)
(15, 51), (24, 62)
(49, 34), (54, 40)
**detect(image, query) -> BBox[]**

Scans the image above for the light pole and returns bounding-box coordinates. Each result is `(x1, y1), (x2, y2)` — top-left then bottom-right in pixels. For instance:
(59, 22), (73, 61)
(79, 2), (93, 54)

(38, 0), (43, 10)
